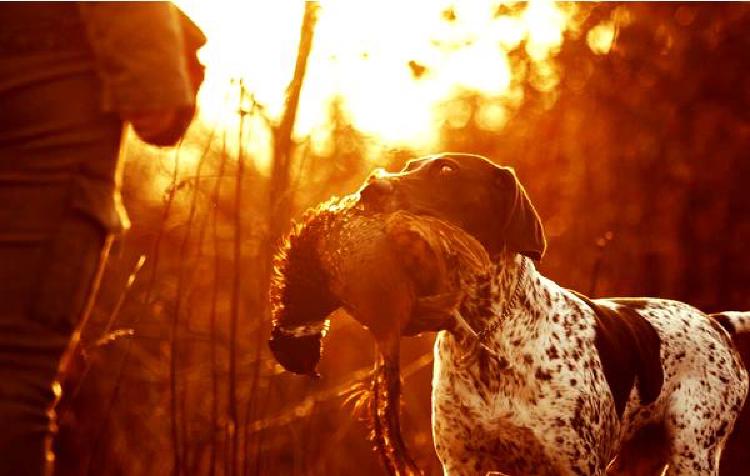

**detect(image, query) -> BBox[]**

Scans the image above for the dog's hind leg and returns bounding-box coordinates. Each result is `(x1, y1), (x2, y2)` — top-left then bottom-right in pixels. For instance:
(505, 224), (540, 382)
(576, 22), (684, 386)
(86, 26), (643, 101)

(663, 380), (743, 476)
(607, 423), (669, 476)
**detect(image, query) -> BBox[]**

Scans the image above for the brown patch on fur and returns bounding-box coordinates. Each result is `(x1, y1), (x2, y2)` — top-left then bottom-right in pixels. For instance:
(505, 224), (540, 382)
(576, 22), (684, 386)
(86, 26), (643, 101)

(575, 293), (664, 416)
(607, 423), (669, 475)
(608, 298), (651, 310)
(710, 311), (737, 336)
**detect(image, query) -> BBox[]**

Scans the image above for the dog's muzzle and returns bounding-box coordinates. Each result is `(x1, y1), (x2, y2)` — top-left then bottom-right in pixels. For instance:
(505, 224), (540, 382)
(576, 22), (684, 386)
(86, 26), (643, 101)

(360, 175), (398, 212)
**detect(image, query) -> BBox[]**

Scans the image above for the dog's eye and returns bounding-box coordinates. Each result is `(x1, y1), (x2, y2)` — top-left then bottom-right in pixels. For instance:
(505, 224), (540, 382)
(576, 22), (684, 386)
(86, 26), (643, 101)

(435, 160), (457, 176)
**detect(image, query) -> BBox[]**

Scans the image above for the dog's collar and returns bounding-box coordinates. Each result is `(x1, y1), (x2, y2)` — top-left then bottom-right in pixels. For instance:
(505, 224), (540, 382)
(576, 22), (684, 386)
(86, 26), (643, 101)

(274, 319), (330, 338)
(451, 260), (528, 369)
(476, 258), (527, 343)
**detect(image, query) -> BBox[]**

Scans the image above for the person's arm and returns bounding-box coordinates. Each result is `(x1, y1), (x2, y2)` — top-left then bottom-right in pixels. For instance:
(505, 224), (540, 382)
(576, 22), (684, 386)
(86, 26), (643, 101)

(77, 1), (205, 146)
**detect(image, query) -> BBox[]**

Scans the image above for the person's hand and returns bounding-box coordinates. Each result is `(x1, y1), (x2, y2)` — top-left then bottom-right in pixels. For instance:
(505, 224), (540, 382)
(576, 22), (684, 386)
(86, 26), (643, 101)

(126, 106), (195, 147)
(125, 9), (204, 147)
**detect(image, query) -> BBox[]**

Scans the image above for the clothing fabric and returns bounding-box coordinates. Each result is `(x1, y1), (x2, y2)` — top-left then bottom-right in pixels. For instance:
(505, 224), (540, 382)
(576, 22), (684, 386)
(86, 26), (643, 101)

(0, 3), (201, 474)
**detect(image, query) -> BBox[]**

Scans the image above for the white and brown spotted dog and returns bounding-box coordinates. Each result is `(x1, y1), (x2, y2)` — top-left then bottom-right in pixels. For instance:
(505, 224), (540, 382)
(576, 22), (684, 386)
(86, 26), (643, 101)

(359, 153), (750, 476)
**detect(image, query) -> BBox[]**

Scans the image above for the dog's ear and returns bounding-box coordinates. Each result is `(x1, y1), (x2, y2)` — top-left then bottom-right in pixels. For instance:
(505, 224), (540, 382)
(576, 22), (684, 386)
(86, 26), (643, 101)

(494, 167), (546, 261)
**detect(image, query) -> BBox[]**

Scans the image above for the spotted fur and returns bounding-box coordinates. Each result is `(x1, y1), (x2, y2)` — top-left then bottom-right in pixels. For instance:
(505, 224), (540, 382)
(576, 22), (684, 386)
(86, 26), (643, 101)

(431, 251), (748, 475)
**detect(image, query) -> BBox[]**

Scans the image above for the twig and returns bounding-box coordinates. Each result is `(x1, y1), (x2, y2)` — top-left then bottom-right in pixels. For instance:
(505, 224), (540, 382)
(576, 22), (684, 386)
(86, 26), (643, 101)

(56, 235), (114, 383)
(241, 342), (262, 475)
(249, 5), (321, 471)
(102, 255), (147, 338)
(172, 125), (214, 474)
(228, 79), (249, 476)
(64, 254), (146, 404)
(166, 146), (185, 476)
(266, 1), (320, 264)
(85, 142), (182, 476)
(87, 126), (215, 475)
(209, 127), (229, 476)
(246, 350), (433, 435)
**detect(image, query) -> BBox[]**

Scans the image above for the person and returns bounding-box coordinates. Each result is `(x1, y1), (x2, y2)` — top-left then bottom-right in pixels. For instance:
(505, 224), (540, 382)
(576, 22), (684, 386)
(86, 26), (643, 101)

(0, 3), (205, 475)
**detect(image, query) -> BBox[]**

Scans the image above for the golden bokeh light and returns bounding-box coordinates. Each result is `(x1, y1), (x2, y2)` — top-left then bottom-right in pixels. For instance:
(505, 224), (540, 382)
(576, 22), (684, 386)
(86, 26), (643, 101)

(587, 21), (616, 55)
(175, 0), (575, 168)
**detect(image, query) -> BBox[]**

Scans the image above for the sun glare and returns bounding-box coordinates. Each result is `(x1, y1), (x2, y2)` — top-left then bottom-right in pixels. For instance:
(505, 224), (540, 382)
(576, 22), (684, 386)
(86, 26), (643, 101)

(175, 0), (573, 170)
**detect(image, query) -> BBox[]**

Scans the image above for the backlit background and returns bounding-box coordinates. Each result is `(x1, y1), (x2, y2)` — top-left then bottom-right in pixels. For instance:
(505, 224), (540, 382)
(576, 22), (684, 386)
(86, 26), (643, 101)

(55, 2), (750, 475)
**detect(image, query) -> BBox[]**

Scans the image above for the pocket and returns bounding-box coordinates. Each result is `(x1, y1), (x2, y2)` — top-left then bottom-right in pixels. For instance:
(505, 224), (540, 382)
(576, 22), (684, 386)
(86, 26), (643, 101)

(30, 211), (108, 334)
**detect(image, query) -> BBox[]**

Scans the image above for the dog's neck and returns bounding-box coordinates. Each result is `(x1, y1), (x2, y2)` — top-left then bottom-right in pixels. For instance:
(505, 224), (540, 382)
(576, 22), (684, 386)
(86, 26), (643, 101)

(490, 250), (529, 312)
(453, 250), (554, 352)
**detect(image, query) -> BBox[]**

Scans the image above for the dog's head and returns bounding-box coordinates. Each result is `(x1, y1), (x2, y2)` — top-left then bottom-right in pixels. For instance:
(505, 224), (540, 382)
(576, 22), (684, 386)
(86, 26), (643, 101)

(359, 153), (546, 260)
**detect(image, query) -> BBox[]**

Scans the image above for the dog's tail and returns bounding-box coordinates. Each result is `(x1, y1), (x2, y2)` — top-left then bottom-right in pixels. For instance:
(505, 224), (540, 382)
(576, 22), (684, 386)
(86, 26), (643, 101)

(711, 311), (750, 336)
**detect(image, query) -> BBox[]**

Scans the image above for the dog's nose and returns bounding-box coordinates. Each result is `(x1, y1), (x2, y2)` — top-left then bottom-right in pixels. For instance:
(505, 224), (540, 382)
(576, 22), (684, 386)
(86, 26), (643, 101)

(360, 176), (394, 203)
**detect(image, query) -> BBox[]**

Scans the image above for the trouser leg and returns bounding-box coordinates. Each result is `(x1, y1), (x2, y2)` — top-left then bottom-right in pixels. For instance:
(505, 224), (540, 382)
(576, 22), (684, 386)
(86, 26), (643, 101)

(0, 212), (108, 476)
(0, 50), (123, 474)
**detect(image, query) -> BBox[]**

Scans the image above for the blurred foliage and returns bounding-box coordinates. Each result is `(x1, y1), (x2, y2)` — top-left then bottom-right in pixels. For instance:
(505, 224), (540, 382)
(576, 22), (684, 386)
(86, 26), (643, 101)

(55, 3), (749, 476)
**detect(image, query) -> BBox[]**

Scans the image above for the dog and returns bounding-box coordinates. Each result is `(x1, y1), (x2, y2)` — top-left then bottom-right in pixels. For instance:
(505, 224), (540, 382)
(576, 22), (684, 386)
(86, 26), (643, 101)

(358, 153), (750, 475)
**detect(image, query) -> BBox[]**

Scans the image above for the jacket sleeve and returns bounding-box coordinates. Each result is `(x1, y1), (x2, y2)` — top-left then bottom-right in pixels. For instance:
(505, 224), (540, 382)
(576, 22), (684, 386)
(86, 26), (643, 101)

(77, 1), (204, 114)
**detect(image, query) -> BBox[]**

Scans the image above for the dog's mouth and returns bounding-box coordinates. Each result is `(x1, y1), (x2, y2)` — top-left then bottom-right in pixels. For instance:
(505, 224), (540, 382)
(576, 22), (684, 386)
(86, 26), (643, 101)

(358, 188), (437, 220)
(358, 189), (398, 214)
(358, 174), (413, 214)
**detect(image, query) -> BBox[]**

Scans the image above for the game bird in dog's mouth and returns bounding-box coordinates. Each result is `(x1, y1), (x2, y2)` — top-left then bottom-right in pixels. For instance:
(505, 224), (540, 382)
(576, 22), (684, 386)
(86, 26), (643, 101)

(269, 153), (750, 476)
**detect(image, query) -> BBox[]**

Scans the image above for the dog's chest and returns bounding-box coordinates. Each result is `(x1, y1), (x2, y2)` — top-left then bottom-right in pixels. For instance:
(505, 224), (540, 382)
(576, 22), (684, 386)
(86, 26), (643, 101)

(431, 273), (622, 474)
